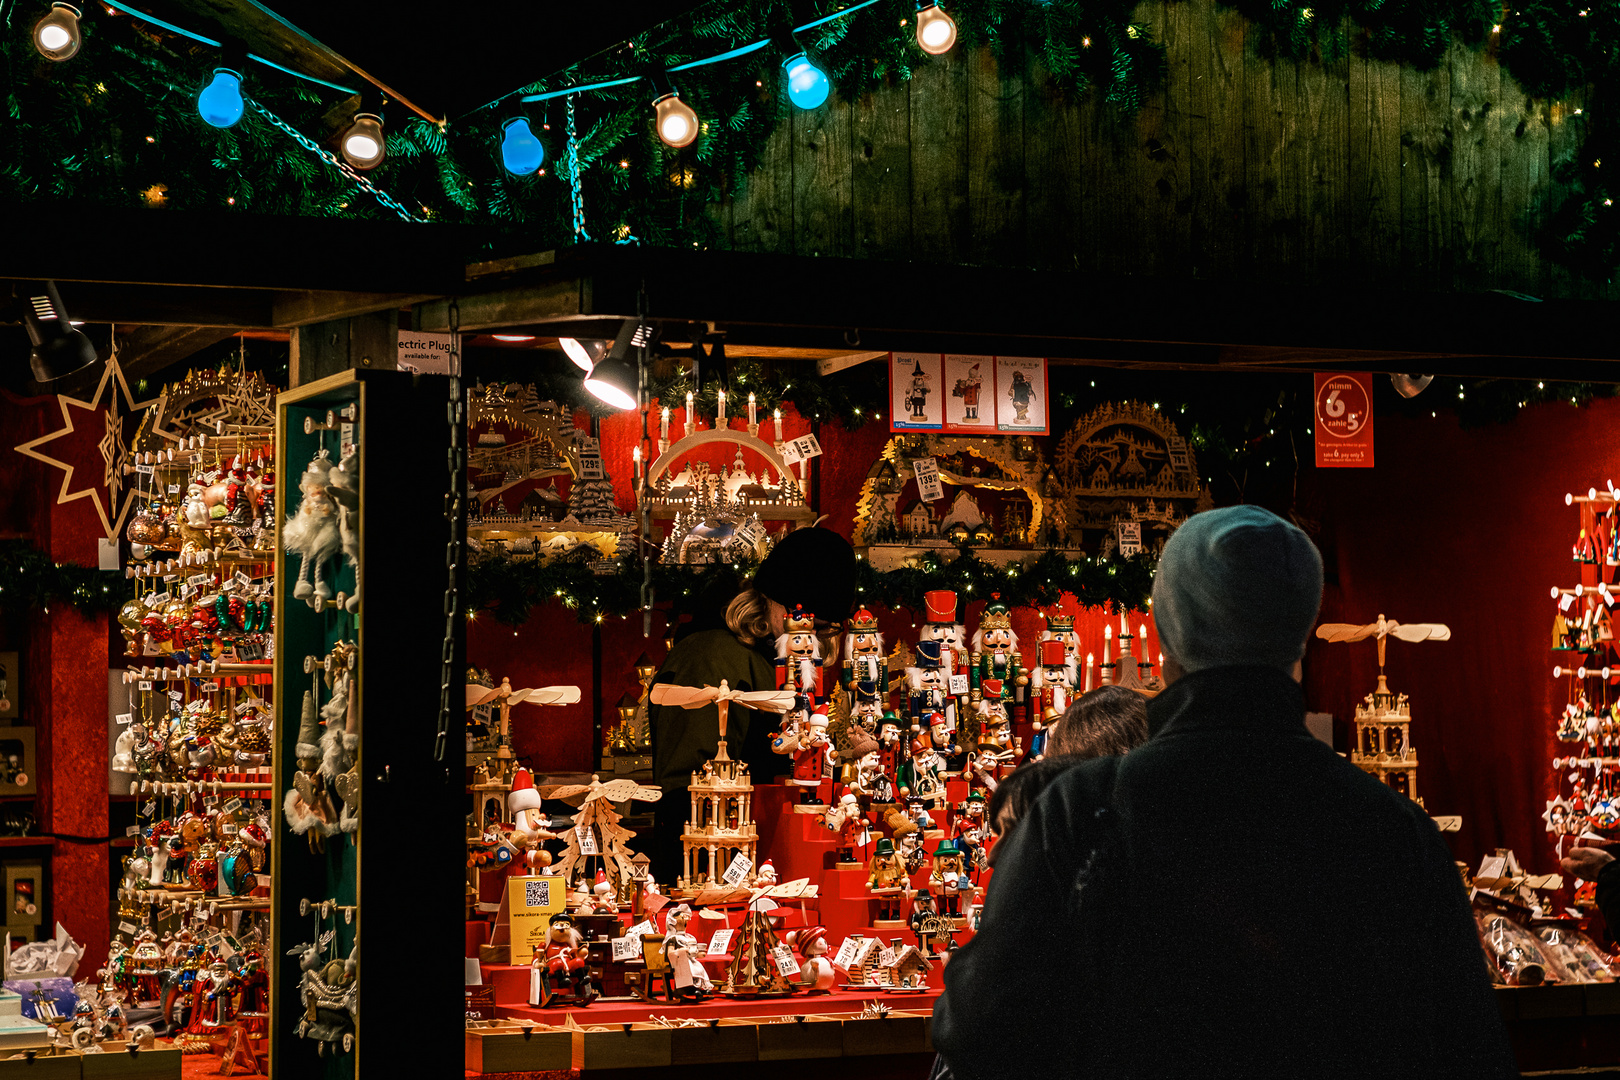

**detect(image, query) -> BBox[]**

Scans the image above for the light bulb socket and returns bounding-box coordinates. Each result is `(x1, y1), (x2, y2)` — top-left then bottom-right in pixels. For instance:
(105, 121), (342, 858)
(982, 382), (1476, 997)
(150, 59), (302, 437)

(340, 112), (386, 170)
(21, 281), (98, 382)
(582, 320), (651, 411)
(33, 2), (82, 62)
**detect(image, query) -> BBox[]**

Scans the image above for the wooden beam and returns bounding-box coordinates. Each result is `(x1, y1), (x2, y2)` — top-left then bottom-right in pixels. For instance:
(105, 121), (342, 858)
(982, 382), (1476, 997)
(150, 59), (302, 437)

(815, 351), (888, 376)
(271, 290), (429, 328)
(414, 280), (599, 332)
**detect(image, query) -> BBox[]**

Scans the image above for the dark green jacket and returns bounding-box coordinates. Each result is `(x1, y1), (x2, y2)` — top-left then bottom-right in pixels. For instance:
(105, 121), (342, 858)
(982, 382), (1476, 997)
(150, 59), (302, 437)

(650, 628), (785, 795)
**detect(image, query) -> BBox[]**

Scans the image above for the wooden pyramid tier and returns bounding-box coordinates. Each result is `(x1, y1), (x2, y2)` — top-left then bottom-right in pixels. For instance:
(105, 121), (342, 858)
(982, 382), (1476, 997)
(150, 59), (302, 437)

(721, 909), (798, 997)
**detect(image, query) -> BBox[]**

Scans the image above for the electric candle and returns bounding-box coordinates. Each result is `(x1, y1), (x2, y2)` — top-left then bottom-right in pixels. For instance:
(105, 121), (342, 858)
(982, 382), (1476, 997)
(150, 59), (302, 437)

(685, 392), (694, 436)
(774, 408), (783, 443)
(718, 388), (727, 424)
(748, 392), (757, 431)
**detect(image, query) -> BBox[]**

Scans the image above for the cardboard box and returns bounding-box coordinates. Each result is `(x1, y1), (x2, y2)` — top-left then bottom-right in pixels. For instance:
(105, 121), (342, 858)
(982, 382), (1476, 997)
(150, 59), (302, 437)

(840, 1009), (930, 1055)
(669, 1018), (758, 1065)
(576, 1021), (672, 1071)
(464, 1021), (575, 1073)
(80, 1045), (181, 1079)
(0, 1048), (80, 1078)
(755, 1014), (844, 1061)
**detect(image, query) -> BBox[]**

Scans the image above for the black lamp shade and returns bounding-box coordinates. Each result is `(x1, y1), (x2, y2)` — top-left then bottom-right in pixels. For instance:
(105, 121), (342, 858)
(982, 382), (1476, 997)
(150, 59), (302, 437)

(582, 320), (650, 410)
(24, 282), (98, 382)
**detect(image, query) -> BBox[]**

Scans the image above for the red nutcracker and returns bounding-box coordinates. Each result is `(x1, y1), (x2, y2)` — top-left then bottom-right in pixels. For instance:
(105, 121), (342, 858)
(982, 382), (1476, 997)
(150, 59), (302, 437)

(920, 590), (970, 715)
(787, 706), (831, 804)
(1030, 639), (1077, 760)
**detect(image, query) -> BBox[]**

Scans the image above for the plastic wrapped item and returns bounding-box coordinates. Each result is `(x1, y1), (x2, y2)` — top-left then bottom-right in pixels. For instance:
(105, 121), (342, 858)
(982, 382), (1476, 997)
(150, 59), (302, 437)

(1537, 925), (1617, 983)
(1477, 913), (1554, 985)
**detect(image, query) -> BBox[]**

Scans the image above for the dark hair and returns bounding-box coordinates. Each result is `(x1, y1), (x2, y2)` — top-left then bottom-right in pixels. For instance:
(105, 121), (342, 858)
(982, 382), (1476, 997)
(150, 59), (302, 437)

(987, 755), (1084, 839)
(1047, 685), (1149, 760)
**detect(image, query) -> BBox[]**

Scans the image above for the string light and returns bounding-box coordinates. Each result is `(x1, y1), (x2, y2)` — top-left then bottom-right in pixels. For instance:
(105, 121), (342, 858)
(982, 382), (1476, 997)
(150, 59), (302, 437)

(33, 2), (81, 61)
(499, 117), (545, 175)
(340, 113), (385, 170)
(783, 51), (830, 110)
(652, 84), (699, 148)
(914, 1), (958, 54)
(197, 67), (244, 129)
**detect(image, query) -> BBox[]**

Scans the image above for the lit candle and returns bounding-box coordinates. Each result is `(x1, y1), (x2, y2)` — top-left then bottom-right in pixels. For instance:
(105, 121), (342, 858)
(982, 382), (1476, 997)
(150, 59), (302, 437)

(718, 389), (727, 424)
(1157, 651), (1164, 670)
(685, 392), (694, 437)
(1103, 624), (1111, 667)
(1139, 624), (1148, 651)
(1120, 612), (1128, 635)
(1085, 652), (1094, 692)
(660, 407), (670, 443)
(633, 445), (642, 481)
(748, 392), (757, 431)
(773, 408), (783, 443)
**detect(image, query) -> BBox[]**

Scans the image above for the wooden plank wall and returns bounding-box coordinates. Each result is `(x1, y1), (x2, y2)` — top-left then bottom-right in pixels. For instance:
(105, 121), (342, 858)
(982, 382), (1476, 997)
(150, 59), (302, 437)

(719, 0), (1612, 300)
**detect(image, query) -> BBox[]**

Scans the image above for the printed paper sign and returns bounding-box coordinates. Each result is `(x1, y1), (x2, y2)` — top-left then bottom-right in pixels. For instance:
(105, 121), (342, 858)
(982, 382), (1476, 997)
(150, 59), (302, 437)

(994, 357), (1049, 433)
(780, 434), (823, 465)
(397, 330), (457, 375)
(912, 457), (944, 503)
(707, 928), (734, 955)
(833, 936), (863, 970)
(944, 355), (993, 429)
(771, 944), (800, 976)
(1560, 593), (1576, 612)
(721, 853), (753, 887)
(507, 875), (566, 966)
(948, 674), (970, 697)
(622, 918), (656, 943)
(1166, 435), (1192, 472)
(574, 824), (600, 855)
(577, 454), (605, 481)
(1117, 521), (1142, 557)
(877, 946), (897, 968)
(118, 921), (138, 936)
(115, 713), (133, 726)
(1313, 372), (1374, 468)
(891, 353), (944, 431)
(610, 936), (640, 962)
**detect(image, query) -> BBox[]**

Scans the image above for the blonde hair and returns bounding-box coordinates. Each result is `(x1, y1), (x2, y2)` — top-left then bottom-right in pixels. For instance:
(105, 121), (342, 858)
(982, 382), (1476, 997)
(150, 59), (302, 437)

(726, 584), (842, 664)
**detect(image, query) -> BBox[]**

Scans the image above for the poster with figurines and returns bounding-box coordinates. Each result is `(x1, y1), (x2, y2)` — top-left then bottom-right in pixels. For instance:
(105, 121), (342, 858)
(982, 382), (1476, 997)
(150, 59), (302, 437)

(995, 357), (1049, 434)
(891, 354), (944, 430)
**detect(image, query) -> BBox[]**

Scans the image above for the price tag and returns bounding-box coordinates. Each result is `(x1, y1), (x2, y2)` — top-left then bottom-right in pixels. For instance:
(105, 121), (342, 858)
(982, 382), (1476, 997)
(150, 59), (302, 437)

(189, 574), (211, 587)
(610, 936), (640, 962)
(912, 457), (944, 502)
(707, 928), (734, 955)
(575, 824), (600, 855)
(833, 937), (862, 970)
(1561, 592), (1577, 612)
(779, 434), (823, 465)
(221, 579), (237, 593)
(224, 798), (242, 813)
(578, 454), (605, 481)
(1116, 520), (1143, 557)
(771, 944), (800, 976)
(721, 853), (753, 887)
(220, 823), (237, 835)
(948, 674), (969, 697)
(125, 825), (140, 837)
(200, 681), (219, 693)
(189, 453), (202, 465)
(177, 585), (192, 602)
(340, 421), (354, 450)
(622, 918), (656, 942)
(234, 571), (252, 589)
(167, 484), (180, 495)
(162, 575), (176, 582)
(877, 946), (897, 968)
(168, 690), (183, 704)
(138, 682), (153, 692)
(118, 921), (139, 936)
(142, 802), (156, 818)
(235, 701), (256, 716)
(255, 875), (272, 889)
(115, 713), (133, 726)
(135, 464), (155, 476)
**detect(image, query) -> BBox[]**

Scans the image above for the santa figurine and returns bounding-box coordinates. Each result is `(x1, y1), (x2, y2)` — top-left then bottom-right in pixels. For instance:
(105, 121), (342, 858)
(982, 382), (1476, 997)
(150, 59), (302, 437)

(786, 925), (836, 993)
(755, 860), (778, 888)
(532, 913), (595, 1006)
(823, 792), (870, 865)
(843, 608), (887, 693)
(776, 605), (827, 706)
(788, 706), (831, 804)
(502, 768), (556, 872)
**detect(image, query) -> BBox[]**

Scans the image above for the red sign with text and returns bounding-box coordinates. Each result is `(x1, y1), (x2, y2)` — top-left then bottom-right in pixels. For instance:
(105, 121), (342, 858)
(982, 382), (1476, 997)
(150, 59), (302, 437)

(1313, 372), (1374, 468)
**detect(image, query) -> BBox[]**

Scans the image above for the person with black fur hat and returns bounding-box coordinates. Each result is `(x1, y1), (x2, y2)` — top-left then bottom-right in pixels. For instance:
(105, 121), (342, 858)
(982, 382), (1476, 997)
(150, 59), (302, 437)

(647, 526), (858, 884)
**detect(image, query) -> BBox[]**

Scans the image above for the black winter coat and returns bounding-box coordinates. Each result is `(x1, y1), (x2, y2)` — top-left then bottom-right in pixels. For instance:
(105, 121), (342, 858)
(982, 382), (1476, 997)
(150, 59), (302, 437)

(932, 665), (1516, 1079)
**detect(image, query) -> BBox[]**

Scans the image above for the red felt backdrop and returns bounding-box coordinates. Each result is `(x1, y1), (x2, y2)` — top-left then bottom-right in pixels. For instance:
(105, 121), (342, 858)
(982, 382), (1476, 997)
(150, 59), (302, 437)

(476, 390), (1620, 887)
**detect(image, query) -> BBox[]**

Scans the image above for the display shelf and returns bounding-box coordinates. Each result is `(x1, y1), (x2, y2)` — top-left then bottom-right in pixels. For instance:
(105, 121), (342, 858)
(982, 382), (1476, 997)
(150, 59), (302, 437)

(0, 837), (54, 848)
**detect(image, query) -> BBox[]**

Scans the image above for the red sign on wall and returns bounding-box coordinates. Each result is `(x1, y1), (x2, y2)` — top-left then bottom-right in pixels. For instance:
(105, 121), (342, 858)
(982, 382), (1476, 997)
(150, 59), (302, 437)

(1313, 372), (1374, 468)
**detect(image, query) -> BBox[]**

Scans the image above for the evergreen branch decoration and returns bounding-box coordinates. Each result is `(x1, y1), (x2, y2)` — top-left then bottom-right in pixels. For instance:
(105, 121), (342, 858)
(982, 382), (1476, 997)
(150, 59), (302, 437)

(0, 540), (131, 614)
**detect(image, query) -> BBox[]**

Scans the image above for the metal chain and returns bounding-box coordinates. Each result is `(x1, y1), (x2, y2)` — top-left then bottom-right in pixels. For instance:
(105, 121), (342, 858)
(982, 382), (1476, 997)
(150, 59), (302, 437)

(434, 304), (465, 764)
(566, 95), (594, 243)
(638, 290), (654, 636)
(246, 97), (429, 225)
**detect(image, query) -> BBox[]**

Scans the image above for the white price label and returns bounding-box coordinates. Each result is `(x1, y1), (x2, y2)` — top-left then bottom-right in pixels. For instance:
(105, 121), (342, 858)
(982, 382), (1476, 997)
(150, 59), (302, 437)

(135, 464), (155, 476)
(167, 484), (180, 495)
(340, 422), (354, 447)
(167, 690), (183, 704)
(771, 944), (800, 976)
(224, 798), (242, 812)
(138, 682), (153, 692)
(1561, 592), (1577, 612)
(200, 681), (219, 693)
(234, 571), (252, 588)
(1117, 520), (1143, 557)
(721, 853), (753, 887)
(948, 674), (970, 697)
(781, 434), (824, 465)
(575, 824), (600, 855)
(877, 946), (897, 968)
(622, 918), (656, 942)
(115, 713), (133, 726)
(188, 574), (211, 587)
(142, 801), (156, 817)
(912, 457), (944, 502)
(220, 823), (237, 835)
(255, 875), (271, 888)
(578, 454), (605, 481)
(125, 825), (140, 837)
(832, 936), (862, 970)
(707, 928), (734, 955)
(117, 921), (139, 936)
(610, 936), (640, 962)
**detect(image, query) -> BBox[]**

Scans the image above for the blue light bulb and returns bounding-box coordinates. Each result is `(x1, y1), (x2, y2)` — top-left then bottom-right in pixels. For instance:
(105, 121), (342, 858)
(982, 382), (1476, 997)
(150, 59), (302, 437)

(500, 117), (545, 176)
(197, 68), (244, 129)
(782, 52), (830, 111)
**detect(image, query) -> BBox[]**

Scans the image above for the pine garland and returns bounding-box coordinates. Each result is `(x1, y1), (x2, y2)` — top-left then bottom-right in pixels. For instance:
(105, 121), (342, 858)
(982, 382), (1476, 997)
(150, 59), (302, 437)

(0, 540), (131, 614)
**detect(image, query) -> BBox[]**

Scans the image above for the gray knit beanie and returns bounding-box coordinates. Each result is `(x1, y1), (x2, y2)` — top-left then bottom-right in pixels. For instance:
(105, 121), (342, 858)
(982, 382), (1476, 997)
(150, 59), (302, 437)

(1152, 505), (1324, 674)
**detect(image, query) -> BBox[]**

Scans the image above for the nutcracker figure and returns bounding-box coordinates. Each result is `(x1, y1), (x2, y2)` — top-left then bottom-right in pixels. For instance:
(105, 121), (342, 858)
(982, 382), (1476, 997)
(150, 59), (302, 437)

(867, 838), (910, 921)
(662, 904), (712, 1000)
(824, 791), (871, 864)
(952, 791), (990, 873)
(777, 605), (828, 706)
(971, 595), (1028, 719)
(843, 608), (886, 692)
(906, 642), (955, 734)
(897, 737), (945, 802)
(930, 840), (971, 918)
(788, 706), (831, 804)
(1030, 639), (1076, 760)
(851, 680), (884, 735)
(920, 590), (970, 715)
(892, 816), (926, 874)
(1041, 611), (1081, 667)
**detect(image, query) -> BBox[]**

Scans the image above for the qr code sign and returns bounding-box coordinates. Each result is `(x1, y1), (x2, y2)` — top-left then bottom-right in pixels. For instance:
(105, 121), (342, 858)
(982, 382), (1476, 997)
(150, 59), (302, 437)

(524, 879), (554, 909)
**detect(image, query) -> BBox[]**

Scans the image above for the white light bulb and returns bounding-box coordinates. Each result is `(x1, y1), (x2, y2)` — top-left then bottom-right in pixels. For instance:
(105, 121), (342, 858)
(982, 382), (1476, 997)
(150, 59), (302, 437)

(38, 24), (69, 49)
(559, 338), (596, 372)
(915, 4), (958, 55)
(345, 134), (379, 160)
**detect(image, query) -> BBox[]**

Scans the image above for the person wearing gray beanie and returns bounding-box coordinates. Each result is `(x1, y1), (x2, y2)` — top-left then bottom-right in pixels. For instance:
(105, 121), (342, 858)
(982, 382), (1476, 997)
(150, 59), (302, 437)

(935, 505), (1515, 1080)
(1152, 504), (1325, 678)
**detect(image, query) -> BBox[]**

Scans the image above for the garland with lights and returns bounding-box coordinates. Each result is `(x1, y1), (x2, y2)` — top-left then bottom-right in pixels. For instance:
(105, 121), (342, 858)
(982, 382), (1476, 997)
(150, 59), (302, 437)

(465, 544), (1156, 626)
(0, 540), (131, 615)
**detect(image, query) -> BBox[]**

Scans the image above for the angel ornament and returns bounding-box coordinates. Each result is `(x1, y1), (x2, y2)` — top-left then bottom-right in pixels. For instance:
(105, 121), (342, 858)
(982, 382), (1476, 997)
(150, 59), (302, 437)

(282, 449), (341, 610)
